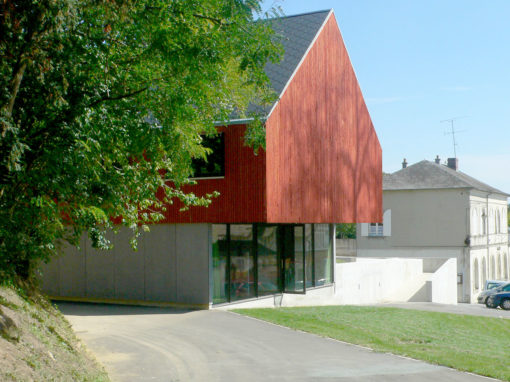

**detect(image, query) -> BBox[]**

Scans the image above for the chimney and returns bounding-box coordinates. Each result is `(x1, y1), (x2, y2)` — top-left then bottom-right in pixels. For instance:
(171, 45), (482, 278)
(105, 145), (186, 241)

(447, 157), (458, 171)
(402, 158), (408, 168)
(434, 155), (440, 164)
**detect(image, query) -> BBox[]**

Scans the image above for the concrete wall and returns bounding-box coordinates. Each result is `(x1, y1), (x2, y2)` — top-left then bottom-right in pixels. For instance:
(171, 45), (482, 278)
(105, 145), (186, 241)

(213, 285), (337, 310)
(39, 224), (210, 308)
(429, 258), (457, 304)
(334, 257), (457, 305)
(335, 258), (422, 304)
(336, 239), (356, 257)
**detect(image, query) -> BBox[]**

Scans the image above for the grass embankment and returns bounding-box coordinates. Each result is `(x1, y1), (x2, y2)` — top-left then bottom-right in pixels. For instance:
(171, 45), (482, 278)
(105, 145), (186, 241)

(0, 281), (109, 381)
(234, 306), (510, 381)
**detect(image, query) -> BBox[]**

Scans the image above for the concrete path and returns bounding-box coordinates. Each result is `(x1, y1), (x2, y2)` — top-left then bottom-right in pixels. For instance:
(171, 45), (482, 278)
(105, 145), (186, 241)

(58, 302), (497, 382)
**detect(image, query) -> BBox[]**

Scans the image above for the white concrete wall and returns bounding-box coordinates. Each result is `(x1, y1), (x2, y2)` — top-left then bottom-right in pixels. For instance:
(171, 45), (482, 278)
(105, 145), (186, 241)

(334, 258), (423, 304)
(213, 285), (337, 310)
(334, 257), (457, 305)
(429, 258), (458, 304)
(39, 224), (210, 308)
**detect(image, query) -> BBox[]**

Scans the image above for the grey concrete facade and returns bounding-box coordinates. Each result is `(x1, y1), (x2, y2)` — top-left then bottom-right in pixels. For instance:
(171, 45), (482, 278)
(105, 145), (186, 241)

(40, 224), (211, 308)
(41, 223), (338, 309)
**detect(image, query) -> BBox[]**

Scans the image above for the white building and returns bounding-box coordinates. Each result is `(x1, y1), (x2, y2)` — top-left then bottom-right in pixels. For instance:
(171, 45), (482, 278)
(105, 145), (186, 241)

(357, 158), (509, 303)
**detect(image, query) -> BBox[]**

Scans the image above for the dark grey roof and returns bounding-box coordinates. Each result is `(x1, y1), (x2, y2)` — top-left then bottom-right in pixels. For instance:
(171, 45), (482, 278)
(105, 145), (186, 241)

(242, 10), (331, 118)
(266, 11), (330, 99)
(383, 160), (509, 196)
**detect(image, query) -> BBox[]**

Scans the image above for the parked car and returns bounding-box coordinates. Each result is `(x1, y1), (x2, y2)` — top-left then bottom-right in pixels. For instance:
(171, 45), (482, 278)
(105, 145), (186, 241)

(477, 282), (510, 304)
(484, 280), (507, 290)
(486, 291), (510, 310)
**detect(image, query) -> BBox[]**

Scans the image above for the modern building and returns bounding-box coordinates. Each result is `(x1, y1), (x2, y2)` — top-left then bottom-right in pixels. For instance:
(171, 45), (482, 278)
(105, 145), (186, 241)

(357, 158), (509, 303)
(41, 10), (382, 309)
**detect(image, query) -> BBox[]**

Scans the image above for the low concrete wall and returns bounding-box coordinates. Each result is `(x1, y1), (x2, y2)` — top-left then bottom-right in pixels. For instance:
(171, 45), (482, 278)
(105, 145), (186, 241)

(430, 258), (457, 304)
(336, 239), (356, 257)
(39, 224), (210, 308)
(213, 285), (336, 310)
(335, 258), (423, 304)
(335, 257), (457, 305)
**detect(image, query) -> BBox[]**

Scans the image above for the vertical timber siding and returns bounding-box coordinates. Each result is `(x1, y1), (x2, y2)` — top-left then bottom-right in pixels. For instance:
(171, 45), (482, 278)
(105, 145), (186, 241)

(160, 125), (267, 223)
(265, 14), (382, 223)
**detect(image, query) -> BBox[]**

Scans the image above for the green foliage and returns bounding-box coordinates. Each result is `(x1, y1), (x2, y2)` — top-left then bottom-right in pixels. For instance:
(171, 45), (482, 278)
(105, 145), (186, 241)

(336, 223), (356, 239)
(0, 0), (282, 280)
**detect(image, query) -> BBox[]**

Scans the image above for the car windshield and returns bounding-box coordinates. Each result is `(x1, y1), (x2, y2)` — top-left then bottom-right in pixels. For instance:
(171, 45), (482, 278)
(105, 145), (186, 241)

(487, 282), (503, 290)
(493, 283), (510, 292)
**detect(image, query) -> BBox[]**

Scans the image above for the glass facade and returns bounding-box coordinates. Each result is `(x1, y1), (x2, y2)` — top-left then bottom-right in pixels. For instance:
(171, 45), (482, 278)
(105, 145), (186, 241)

(284, 226), (305, 292)
(212, 223), (334, 304)
(229, 225), (255, 301)
(212, 224), (228, 304)
(257, 225), (279, 296)
(305, 224), (313, 287)
(314, 224), (332, 285)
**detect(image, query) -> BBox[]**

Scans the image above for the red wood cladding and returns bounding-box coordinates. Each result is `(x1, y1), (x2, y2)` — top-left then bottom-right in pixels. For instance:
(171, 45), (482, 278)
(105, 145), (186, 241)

(159, 125), (267, 223)
(265, 14), (382, 223)
(162, 12), (382, 224)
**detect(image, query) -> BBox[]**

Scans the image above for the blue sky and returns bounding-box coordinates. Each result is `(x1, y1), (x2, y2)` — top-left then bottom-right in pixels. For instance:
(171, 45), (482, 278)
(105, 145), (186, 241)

(261, 0), (510, 193)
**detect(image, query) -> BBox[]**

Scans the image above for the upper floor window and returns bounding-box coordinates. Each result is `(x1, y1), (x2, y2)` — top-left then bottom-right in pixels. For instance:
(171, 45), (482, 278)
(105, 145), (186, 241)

(361, 209), (391, 237)
(191, 133), (225, 178)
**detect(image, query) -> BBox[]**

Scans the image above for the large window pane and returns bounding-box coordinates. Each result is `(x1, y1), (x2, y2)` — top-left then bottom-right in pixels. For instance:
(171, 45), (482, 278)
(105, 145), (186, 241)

(294, 225), (305, 291)
(284, 226), (305, 292)
(257, 225), (279, 296)
(212, 224), (228, 304)
(314, 224), (332, 285)
(305, 224), (313, 287)
(230, 225), (255, 300)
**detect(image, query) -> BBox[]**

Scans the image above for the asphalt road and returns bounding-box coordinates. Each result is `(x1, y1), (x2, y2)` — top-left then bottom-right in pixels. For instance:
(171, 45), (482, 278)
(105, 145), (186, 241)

(58, 302), (500, 382)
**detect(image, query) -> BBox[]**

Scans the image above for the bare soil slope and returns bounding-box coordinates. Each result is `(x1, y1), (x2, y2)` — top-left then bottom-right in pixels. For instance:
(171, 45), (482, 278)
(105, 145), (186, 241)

(0, 283), (109, 381)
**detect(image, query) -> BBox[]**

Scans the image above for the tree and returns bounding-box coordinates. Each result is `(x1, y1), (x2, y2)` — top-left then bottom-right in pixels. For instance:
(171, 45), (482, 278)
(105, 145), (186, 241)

(336, 224), (356, 239)
(0, 0), (281, 280)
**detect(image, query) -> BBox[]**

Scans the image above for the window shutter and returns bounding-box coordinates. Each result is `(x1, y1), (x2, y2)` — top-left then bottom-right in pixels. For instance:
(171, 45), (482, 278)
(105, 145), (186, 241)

(360, 223), (368, 237)
(383, 210), (391, 236)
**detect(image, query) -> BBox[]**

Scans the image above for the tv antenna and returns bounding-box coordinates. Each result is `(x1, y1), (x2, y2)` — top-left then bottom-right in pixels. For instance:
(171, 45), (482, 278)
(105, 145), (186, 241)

(440, 116), (468, 158)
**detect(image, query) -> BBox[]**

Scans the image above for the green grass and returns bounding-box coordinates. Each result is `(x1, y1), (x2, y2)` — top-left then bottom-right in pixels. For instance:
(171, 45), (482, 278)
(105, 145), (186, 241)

(233, 306), (510, 381)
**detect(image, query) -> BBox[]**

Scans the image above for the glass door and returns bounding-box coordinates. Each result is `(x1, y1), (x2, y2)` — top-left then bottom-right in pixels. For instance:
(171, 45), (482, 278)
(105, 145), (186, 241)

(281, 225), (305, 293)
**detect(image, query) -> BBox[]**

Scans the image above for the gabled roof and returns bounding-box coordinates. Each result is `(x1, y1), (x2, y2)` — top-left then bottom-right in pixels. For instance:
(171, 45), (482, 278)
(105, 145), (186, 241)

(237, 10), (331, 120)
(264, 10), (331, 109)
(383, 160), (509, 196)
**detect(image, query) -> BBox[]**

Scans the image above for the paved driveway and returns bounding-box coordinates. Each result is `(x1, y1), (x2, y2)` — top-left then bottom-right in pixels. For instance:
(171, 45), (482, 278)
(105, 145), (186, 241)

(58, 302), (498, 382)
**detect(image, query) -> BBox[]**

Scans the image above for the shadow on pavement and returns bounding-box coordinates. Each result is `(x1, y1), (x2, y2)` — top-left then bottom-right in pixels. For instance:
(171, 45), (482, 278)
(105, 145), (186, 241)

(55, 301), (193, 316)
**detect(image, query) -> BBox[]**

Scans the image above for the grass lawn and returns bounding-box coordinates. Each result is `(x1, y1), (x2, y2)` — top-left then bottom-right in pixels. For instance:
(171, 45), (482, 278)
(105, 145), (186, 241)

(233, 306), (510, 381)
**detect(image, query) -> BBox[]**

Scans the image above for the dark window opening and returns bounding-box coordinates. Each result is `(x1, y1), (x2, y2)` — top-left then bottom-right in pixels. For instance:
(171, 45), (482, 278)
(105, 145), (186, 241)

(191, 133), (225, 178)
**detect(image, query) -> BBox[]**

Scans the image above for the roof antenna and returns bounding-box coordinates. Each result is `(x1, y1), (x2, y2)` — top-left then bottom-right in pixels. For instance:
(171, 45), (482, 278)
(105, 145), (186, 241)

(440, 116), (468, 158)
